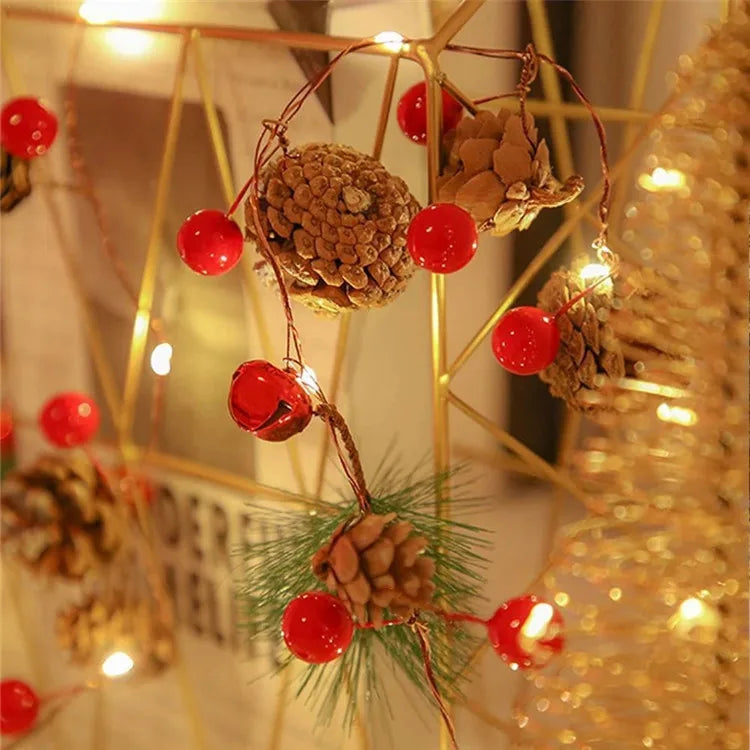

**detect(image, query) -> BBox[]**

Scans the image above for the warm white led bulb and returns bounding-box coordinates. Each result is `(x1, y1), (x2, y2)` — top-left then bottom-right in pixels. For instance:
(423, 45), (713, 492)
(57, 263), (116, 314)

(638, 167), (687, 192)
(521, 603), (554, 640)
(373, 31), (405, 52)
(656, 402), (697, 426)
(101, 651), (134, 678)
(579, 261), (613, 294)
(150, 342), (173, 376)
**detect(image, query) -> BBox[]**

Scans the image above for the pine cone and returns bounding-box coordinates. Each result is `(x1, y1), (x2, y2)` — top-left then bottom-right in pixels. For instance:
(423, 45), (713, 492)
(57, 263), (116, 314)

(537, 269), (625, 412)
(1, 148), (31, 213)
(1, 454), (125, 579)
(437, 109), (583, 235)
(246, 143), (421, 315)
(311, 512), (436, 626)
(56, 595), (174, 674)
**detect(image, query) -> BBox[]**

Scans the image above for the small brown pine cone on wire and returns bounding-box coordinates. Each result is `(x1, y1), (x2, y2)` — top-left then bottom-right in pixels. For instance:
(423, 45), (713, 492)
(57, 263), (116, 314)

(56, 594), (174, 675)
(311, 512), (436, 627)
(437, 109), (584, 235)
(1, 148), (31, 213)
(1, 454), (125, 580)
(537, 269), (625, 413)
(245, 143), (421, 315)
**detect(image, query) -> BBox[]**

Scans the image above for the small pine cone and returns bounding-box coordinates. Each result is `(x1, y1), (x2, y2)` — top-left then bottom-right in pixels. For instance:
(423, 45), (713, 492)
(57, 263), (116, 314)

(537, 269), (625, 413)
(246, 143), (421, 315)
(56, 595), (174, 675)
(1, 148), (31, 213)
(1, 454), (126, 580)
(437, 109), (584, 235)
(311, 512), (436, 627)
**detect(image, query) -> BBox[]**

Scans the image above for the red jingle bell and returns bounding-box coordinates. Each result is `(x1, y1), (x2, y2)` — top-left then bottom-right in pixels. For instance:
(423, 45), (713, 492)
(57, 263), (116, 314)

(487, 595), (564, 670)
(0, 679), (40, 735)
(1, 97), (58, 159)
(407, 203), (478, 274)
(39, 392), (100, 448)
(228, 360), (313, 442)
(491, 306), (560, 375)
(397, 81), (463, 144)
(177, 209), (244, 276)
(282, 591), (354, 664)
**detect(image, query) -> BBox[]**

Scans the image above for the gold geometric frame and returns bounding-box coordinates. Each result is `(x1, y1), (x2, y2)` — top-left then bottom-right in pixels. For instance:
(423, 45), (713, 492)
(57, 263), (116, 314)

(0, 1), (730, 748)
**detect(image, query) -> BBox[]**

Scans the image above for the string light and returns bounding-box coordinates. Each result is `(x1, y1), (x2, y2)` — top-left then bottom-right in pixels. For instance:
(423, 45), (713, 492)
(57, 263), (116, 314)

(656, 402), (698, 426)
(521, 603), (554, 639)
(150, 343), (173, 376)
(101, 651), (134, 678)
(373, 31), (406, 53)
(668, 597), (721, 642)
(103, 29), (153, 56)
(638, 167), (687, 192)
(579, 261), (613, 294)
(79, 0), (162, 24)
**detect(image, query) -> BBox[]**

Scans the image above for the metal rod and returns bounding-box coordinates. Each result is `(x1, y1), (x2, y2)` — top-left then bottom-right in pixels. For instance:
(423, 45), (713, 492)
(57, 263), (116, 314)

(372, 55), (401, 160)
(446, 390), (590, 507)
(430, 0), (486, 50)
(120, 34), (190, 446)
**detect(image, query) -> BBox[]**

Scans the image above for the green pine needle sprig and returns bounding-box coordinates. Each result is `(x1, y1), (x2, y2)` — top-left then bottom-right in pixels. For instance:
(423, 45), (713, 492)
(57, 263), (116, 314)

(237, 464), (490, 728)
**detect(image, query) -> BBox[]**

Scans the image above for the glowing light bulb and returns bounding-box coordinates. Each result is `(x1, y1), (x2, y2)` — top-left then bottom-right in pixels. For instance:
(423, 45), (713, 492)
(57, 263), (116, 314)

(104, 29), (153, 56)
(79, 0), (163, 24)
(297, 365), (320, 396)
(656, 402), (697, 426)
(579, 261), (613, 295)
(521, 603), (554, 640)
(373, 31), (405, 53)
(150, 343), (173, 376)
(638, 167), (687, 192)
(101, 651), (134, 678)
(669, 597), (721, 642)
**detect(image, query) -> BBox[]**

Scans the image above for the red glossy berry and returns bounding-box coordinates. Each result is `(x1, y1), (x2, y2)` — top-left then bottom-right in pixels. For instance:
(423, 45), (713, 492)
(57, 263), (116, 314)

(282, 591), (354, 664)
(487, 595), (564, 670)
(491, 306), (560, 375)
(407, 203), (478, 274)
(228, 360), (312, 442)
(0, 680), (39, 735)
(177, 209), (244, 276)
(396, 81), (463, 144)
(39, 392), (100, 448)
(1, 98), (58, 159)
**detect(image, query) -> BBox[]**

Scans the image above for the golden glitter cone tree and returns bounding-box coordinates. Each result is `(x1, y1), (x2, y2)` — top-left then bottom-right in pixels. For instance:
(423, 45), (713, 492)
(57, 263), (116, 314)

(515, 15), (749, 749)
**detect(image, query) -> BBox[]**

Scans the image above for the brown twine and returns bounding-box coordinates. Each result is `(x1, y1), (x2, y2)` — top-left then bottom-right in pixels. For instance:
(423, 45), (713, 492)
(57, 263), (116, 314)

(411, 616), (459, 750)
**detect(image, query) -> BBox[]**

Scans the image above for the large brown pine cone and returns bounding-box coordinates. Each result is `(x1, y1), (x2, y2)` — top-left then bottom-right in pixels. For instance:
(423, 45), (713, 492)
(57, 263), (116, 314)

(537, 269), (625, 412)
(438, 109), (583, 235)
(56, 594), (174, 674)
(1, 454), (125, 579)
(311, 512), (436, 627)
(1, 148), (31, 213)
(246, 143), (421, 315)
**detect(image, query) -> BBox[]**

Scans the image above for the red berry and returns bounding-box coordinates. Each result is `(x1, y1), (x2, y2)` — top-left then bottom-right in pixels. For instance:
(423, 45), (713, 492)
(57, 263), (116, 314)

(1, 98), (58, 159)
(396, 81), (463, 144)
(177, 209), (244, 276)
(282, 591), (354, 664)
(491, 306), (560, 375)
(39, 392), (100, 448)
(487, 595), (564, 670)
(0, 680), (39, 735)
(407, 203), (478, 274)
(228, 360), (312, 442)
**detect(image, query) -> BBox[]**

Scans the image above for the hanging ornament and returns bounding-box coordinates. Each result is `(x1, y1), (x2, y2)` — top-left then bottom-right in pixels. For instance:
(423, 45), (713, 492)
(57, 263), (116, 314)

(176, 209), (244, 276)
(38, 392), (100, 448)
(1, 454), (125, 579)
(0, 97), (58, 160)
(246, 143), (421, 315)
(537, 267), (625, 412)
(1, 147), (31, 213)
(487, 595), (564, 670)
(312, 511), (436, 626)
(406, 203), (478, 273)
(396, 81), (463, 145)
(437, 108), (583, 234)
(228, 360), (313, 442)
(492, 306), (561, 375)
(0, 679), (39, 735)
(282, 591), (355, 663)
